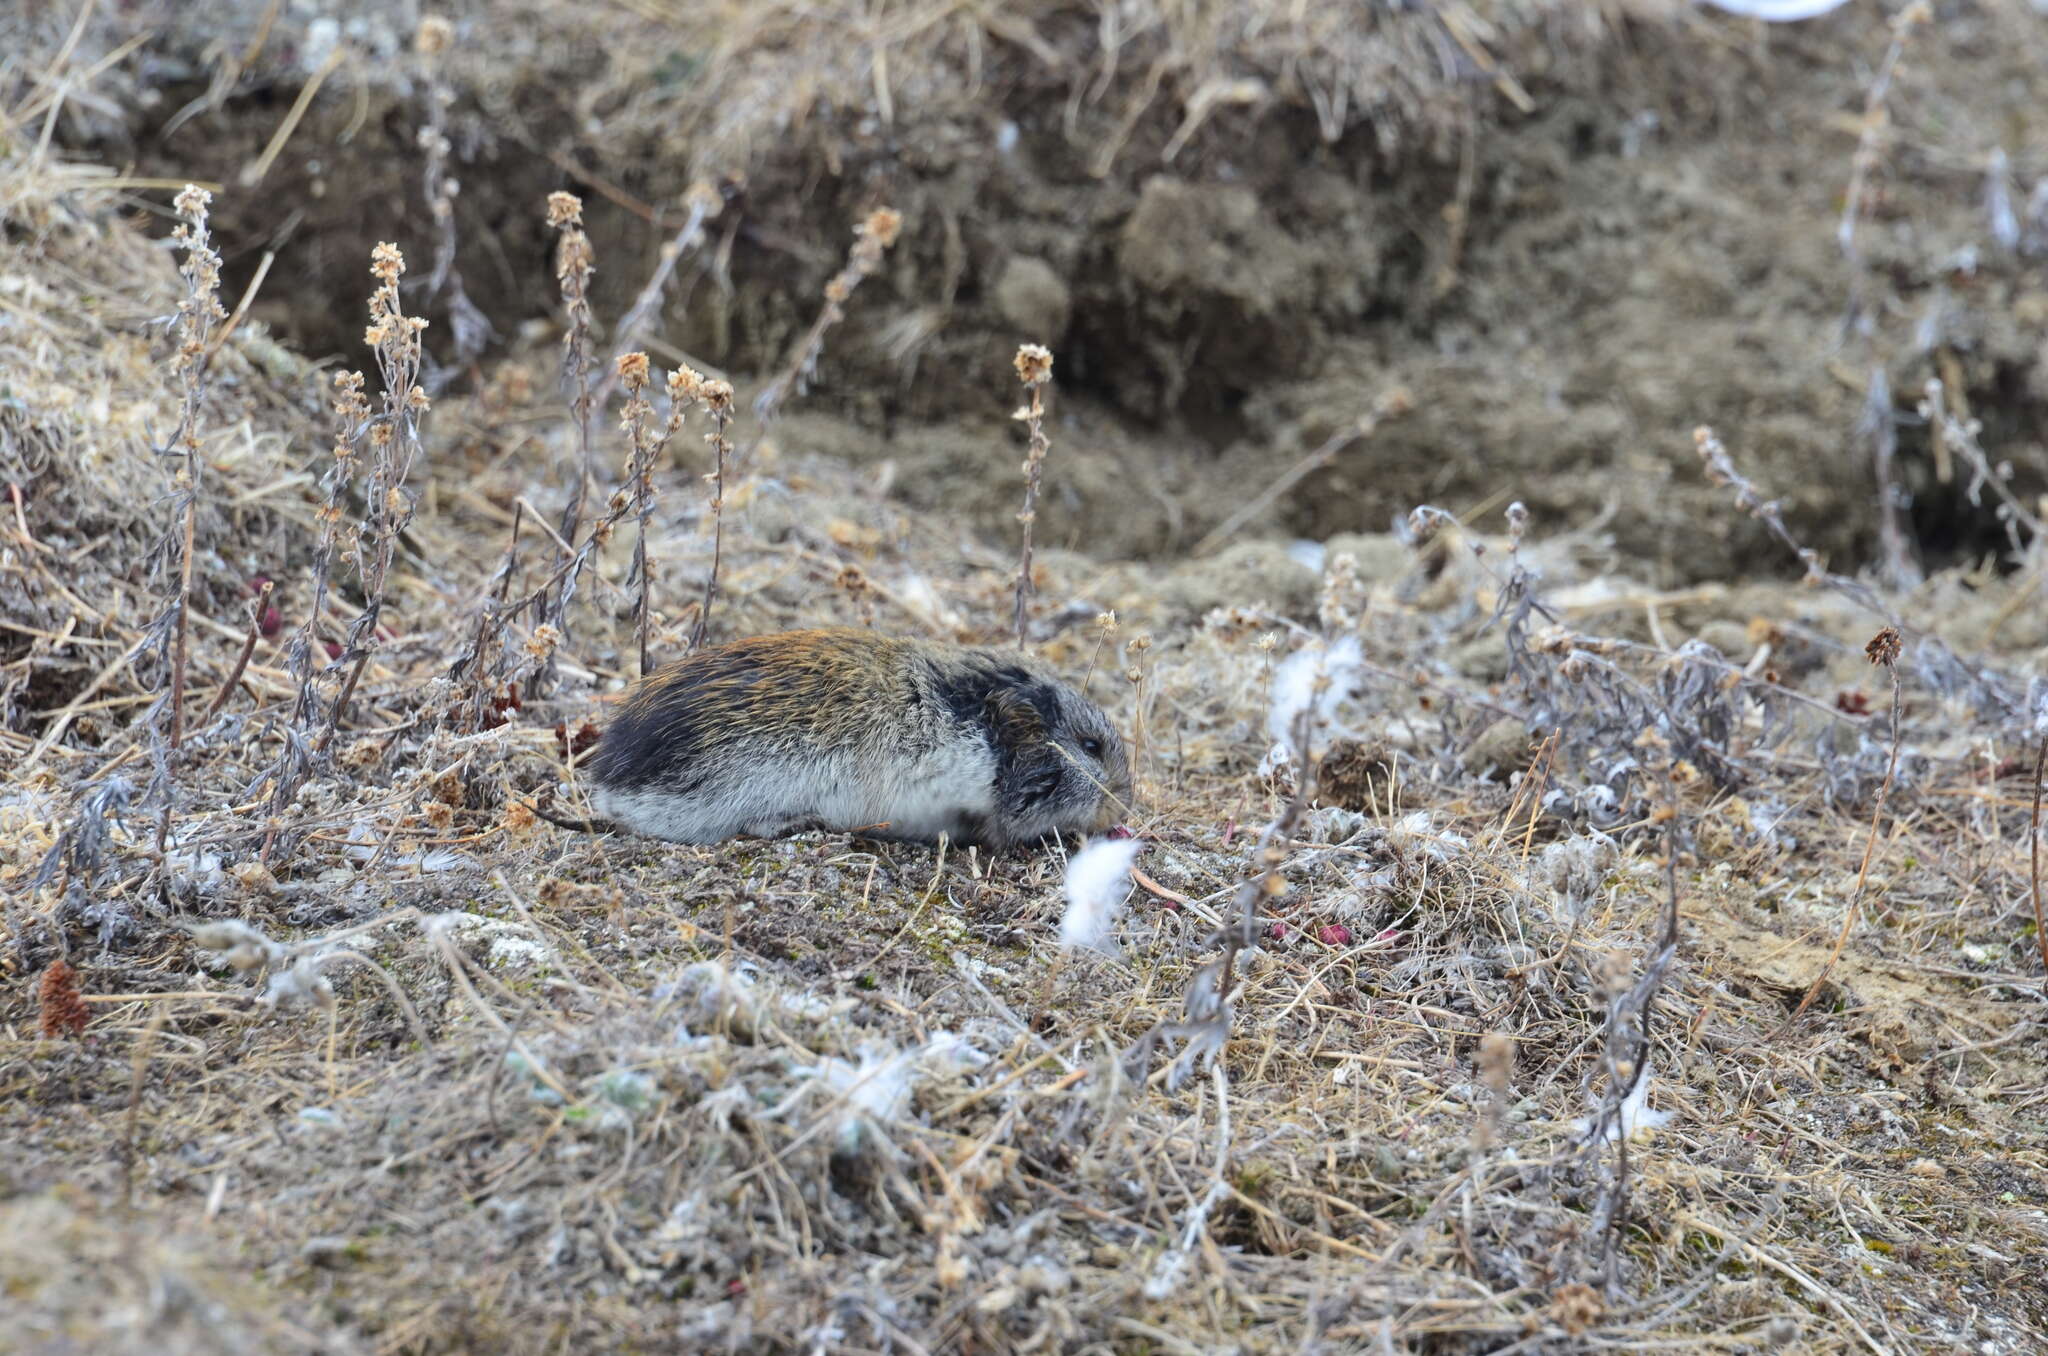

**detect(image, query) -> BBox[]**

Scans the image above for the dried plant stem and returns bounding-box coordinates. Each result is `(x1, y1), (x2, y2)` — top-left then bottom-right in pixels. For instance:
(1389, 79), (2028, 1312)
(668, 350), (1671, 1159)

(266, 371), (369, 827)
(1837, 4), (1930, 320)
(161, 187), (225, 753)
(1924, 378), (2045, 550)
(1863, 365), (1917, 590)
(1191, 389), (1410, 558)
(320, 243), (431, 752)
(120, 1007), (168, 1213)
(536, 192), (596, 695)
(239, 39), (344, 187)
(634, 513), (654, 676)
(594, 181), (724, 408)
(751, 207), (903, 430)
(1113, 674), (1328, 1098)
(1783, 633), (1904, 1030)
(688, 375), (735, 650)
(319, 948), (433, 1051)
(1695, 424), (2019, 719)
(1143, 1059), (1232, 1300)
(481, 366), (688, 685)
(202, 579), (273, 723)
(1012, 344), (1054, 646)
(409, 17), (493, 371)
(168, 481), (198, 750)
(2031, 736), (2045, 978)
(1124, 632), (1152, 798)
(1836, 5), (1930, 590)
(1588, 741), (1684, 1286)
(28, 0), (99, 170)
(461, 501), (523, 729)
(205, 248), (275, 360)
(614, 354), (683, 675)
(1216, 691), (1324, 995)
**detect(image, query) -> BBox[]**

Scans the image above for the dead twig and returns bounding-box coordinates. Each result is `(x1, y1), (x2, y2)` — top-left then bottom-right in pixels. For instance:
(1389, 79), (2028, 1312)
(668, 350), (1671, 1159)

(1783, 628), (1905, 1031)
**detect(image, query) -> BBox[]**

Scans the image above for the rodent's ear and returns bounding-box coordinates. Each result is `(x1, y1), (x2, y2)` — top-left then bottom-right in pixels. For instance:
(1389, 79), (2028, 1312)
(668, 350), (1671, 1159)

(984, 684), (1050, 745)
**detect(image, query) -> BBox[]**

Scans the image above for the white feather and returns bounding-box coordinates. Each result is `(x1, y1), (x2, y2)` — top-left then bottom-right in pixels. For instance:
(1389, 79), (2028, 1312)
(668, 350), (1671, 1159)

(1059, 837), (1143, 956)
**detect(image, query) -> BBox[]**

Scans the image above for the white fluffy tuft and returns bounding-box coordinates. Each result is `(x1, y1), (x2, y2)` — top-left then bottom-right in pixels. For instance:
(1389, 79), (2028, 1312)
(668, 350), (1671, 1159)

(1698, 0), (1849, 20)
(1577, 1063), (1675, 1143)
(1267, 636), (1364, 758)
(1059, 837), (1144, 957)
(1392, 809), (1469, 861)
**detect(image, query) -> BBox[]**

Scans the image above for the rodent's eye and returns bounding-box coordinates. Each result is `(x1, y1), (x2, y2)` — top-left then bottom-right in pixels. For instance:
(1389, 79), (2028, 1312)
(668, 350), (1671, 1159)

(1079, 737), (1104, 758)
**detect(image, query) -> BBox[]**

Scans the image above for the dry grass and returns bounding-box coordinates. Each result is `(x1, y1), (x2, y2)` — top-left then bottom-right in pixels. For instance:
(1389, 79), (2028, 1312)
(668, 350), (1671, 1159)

(4, 6), (2048, 1356)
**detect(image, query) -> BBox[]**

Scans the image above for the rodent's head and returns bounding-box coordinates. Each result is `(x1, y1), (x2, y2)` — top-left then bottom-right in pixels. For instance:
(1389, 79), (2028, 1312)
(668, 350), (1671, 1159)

(971, 664), (1131, 846)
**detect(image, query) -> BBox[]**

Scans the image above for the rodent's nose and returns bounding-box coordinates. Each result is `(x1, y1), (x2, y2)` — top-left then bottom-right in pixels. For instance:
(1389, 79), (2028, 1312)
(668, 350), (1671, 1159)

(1091, 791), (1123, 832)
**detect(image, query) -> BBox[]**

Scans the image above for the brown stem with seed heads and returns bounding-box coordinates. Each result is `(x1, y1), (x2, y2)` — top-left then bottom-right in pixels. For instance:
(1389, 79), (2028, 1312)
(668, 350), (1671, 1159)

(536, 192), (595, 697)
(693, 384), (733, 651)
(320, 243), (428, 754)
(461, 500), (524, 732)
(1782, 632), (1903, 1031)
(1013, 344), (1053, 647)
(594, 181), (724, 409)
(750, 207), (903, 436)
(700, 403), (733, 655)
(162, 187), (225, 751)
(615, 353), (678, 676)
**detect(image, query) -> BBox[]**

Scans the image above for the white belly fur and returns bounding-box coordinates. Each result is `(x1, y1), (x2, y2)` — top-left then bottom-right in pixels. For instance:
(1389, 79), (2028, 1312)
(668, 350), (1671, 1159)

(592, 737), (998, 845)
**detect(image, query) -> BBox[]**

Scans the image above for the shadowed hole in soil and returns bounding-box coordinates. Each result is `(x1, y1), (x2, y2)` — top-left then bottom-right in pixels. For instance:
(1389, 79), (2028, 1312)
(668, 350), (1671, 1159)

(1898, 375), (2048, 575)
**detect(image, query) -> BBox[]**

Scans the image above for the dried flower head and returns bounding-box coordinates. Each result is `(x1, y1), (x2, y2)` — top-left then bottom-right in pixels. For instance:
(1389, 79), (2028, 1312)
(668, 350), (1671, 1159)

(545, 191), (584, 229)
(615, 351), (650, 390)
(415, 14), (454, 56)
(862, 206), (904, 248)
(684, 178), (725, 219)
(697, 378), (736, 414)
(1014, 343), (1054, 388)
(172, 183), (211, 219)
(1318, 551), (1365, 633)
(1866, 626), (1903, 666)
(370, 241), (406, 283)
(502, 799), (538, 843)
(1548, 1283), (1604, 1337)
(668, 365), (706, 405)
(37, 958), (89, 1039)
